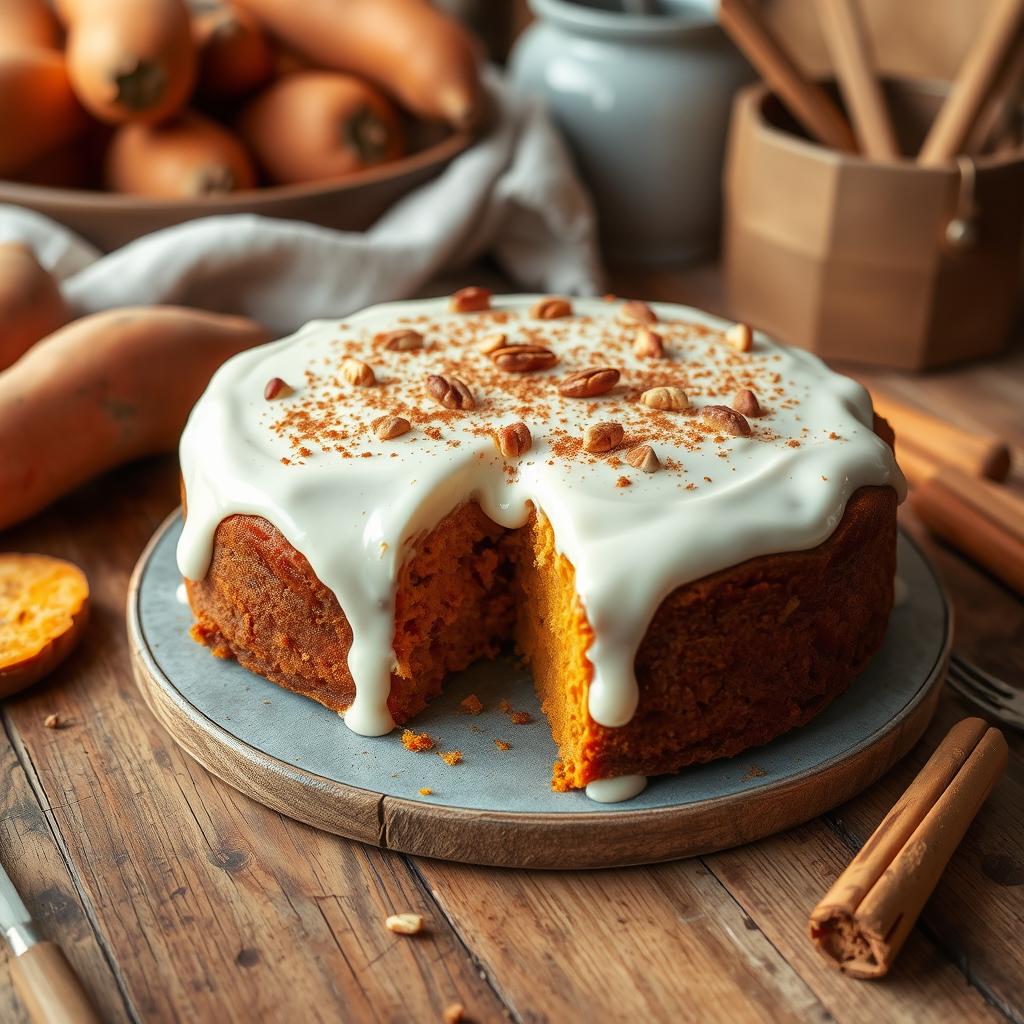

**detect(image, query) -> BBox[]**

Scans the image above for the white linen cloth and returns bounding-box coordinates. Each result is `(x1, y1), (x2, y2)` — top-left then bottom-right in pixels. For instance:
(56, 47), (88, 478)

(0, 77), (603, 335)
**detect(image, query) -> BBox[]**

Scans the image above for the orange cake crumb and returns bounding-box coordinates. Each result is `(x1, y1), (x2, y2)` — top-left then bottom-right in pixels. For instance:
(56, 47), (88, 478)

(438, 749), (462, 766)
(418, 787), (433, 796)
(459, 693), (483, 715)
(402, 729), (435, 752)
(494, 739), (511, 751)
(510, 711), (533, 725)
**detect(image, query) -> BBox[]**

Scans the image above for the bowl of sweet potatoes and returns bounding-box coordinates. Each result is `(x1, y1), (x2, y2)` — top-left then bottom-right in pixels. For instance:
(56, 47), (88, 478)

(0, 0), (485, 250)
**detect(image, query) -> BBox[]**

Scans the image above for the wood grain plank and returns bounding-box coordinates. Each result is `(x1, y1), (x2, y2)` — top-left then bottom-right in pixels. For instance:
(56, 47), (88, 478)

(1, 458), (508, 1023)
(0, 725), (132, 1024)
(413, 857), (832, 1024)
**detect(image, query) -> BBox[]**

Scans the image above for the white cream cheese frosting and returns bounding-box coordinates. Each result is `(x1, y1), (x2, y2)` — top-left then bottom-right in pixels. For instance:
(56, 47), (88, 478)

(177, 294), (904, 742)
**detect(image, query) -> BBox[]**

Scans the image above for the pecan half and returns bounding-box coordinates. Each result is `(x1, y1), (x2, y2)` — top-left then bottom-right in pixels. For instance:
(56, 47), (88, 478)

(732, 389), (762, 417)
(700, 404), (751, 436)
(726, 322), (753, 352)
(494, 421), (532, 458)
(374, 415), (411, 440)
(342, 357), (375, 386)
(529, 297), (572, 319)
(450, 286), (491, 312)
(490, 344), (558, 373)
(426, 373), (475, 410)
(377, 328), (424, 351)
(264, 376), (290, 400)
(620, 299), (657, 324)
(633, 327), (665, 359)
(640, 386), (688, 411)
(477, 332), (507, 355)
(558, 367), (620, 398)
(584, 421), (624, 453)
(626, 444), (661, 473)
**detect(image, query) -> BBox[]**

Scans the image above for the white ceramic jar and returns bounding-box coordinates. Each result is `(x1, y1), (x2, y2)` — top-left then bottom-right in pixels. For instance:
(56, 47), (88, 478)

(510, 0), (752, 265)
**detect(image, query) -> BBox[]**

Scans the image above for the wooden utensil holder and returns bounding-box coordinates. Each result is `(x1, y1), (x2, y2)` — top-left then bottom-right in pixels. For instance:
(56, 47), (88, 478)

(724, 80), (1024, 369)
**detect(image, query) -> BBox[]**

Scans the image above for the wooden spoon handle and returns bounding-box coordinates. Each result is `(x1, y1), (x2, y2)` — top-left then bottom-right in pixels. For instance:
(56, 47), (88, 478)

(9, 942), (101, 1024)
(718, 0), (858, 152)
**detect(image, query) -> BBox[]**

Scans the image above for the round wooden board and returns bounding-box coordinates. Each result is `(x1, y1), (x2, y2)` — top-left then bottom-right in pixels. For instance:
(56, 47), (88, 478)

(129, 512), (951, 869)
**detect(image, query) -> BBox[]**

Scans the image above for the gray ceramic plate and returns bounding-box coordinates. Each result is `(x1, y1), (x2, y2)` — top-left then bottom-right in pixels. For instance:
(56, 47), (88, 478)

(129, 514), (950, 867)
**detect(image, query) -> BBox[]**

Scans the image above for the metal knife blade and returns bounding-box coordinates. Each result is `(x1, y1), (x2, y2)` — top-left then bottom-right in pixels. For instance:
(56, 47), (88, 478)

(0, 858), (37, 954)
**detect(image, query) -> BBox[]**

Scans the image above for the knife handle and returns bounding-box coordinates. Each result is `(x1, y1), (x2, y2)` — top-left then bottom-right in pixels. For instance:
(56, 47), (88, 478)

(10, 942), (101, 1024)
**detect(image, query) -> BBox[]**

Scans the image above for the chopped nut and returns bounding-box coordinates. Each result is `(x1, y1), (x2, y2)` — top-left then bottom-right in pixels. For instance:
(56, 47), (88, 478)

(494, 421), (532, 458)
(490, 344), (558, 373)
(377, 328), (424, 351)
(584, 421), (624, 453)
(264, 376), (290, 400)
(443, 1003), (466, 1024)
(633, 327), (665, 359)
(558, 367), (620, 398)
(342, 357), (375, 387)
(385, 913), (425, 935)
(626, 444), (661, 473)
(427, 373), (475, 410)
(477, 332), (507, 355)
(620, 299), (657, 324)
(640, 386), (688, 411)
(43, 713), (61, 729)
(700, 404), (751, 437)
(374, 415), (411, 440)
(732, 389), (762, 417)
(450, 286), (491, 312)
(529, 296), (572, 319)
(726, 322), (753, 352)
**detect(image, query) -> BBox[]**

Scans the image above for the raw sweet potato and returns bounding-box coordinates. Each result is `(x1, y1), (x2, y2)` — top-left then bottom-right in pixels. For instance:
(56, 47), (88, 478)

(192, 1), (274, 101)
(0, 553), (89, 697)
(234, 0), (482, 128)
(105, 110), (257, 196)
(0, 49), (88, 177)
(0, 0), (62, 53)
(0, 306), (270, 530)
(238, 71), (403, 184)
(58, 0), (196, 123)
(0, 243), (70, 370)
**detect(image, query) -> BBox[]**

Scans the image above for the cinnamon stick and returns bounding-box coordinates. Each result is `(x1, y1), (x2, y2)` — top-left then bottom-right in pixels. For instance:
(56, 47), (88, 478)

(717, 0), (858, 153)
(871, 391), (1012, 483)
(910, 465), (1024, 594)
(809, 718), (1008, 978)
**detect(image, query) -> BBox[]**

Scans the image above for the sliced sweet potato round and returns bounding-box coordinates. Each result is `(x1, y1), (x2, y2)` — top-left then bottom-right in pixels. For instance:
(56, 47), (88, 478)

(0, 554), (89, 697)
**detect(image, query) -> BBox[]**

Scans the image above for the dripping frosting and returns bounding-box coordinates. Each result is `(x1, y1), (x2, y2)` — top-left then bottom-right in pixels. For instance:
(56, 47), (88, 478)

(177, 295), (905, 738)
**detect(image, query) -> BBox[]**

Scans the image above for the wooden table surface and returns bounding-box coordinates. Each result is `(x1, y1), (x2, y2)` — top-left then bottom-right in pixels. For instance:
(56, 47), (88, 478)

(1, 268), (1022, 1024)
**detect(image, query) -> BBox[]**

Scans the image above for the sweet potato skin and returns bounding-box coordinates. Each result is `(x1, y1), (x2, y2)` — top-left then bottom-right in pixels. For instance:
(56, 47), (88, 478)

(0, 49), (87, 176)
(58, 0), (196, 123)
(234, 0), (482, 128)
(238, 71), (404, 184)
(0, 306), (270, 530)
(0, 0), (62, 53)
(0, 243), (70, 370)
(193, 1), (274, 101)
(105, 110), (257, 196)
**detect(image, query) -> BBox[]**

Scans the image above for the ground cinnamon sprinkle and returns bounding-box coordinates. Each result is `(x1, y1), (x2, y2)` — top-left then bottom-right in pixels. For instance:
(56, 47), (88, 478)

(459, 693), (483, 715)
(438, 749), (462, 766)
(401, 729), (435, 752)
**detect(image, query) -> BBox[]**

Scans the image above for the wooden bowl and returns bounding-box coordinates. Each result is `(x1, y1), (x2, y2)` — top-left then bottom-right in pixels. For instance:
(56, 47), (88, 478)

(0, 125), (474, 252)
